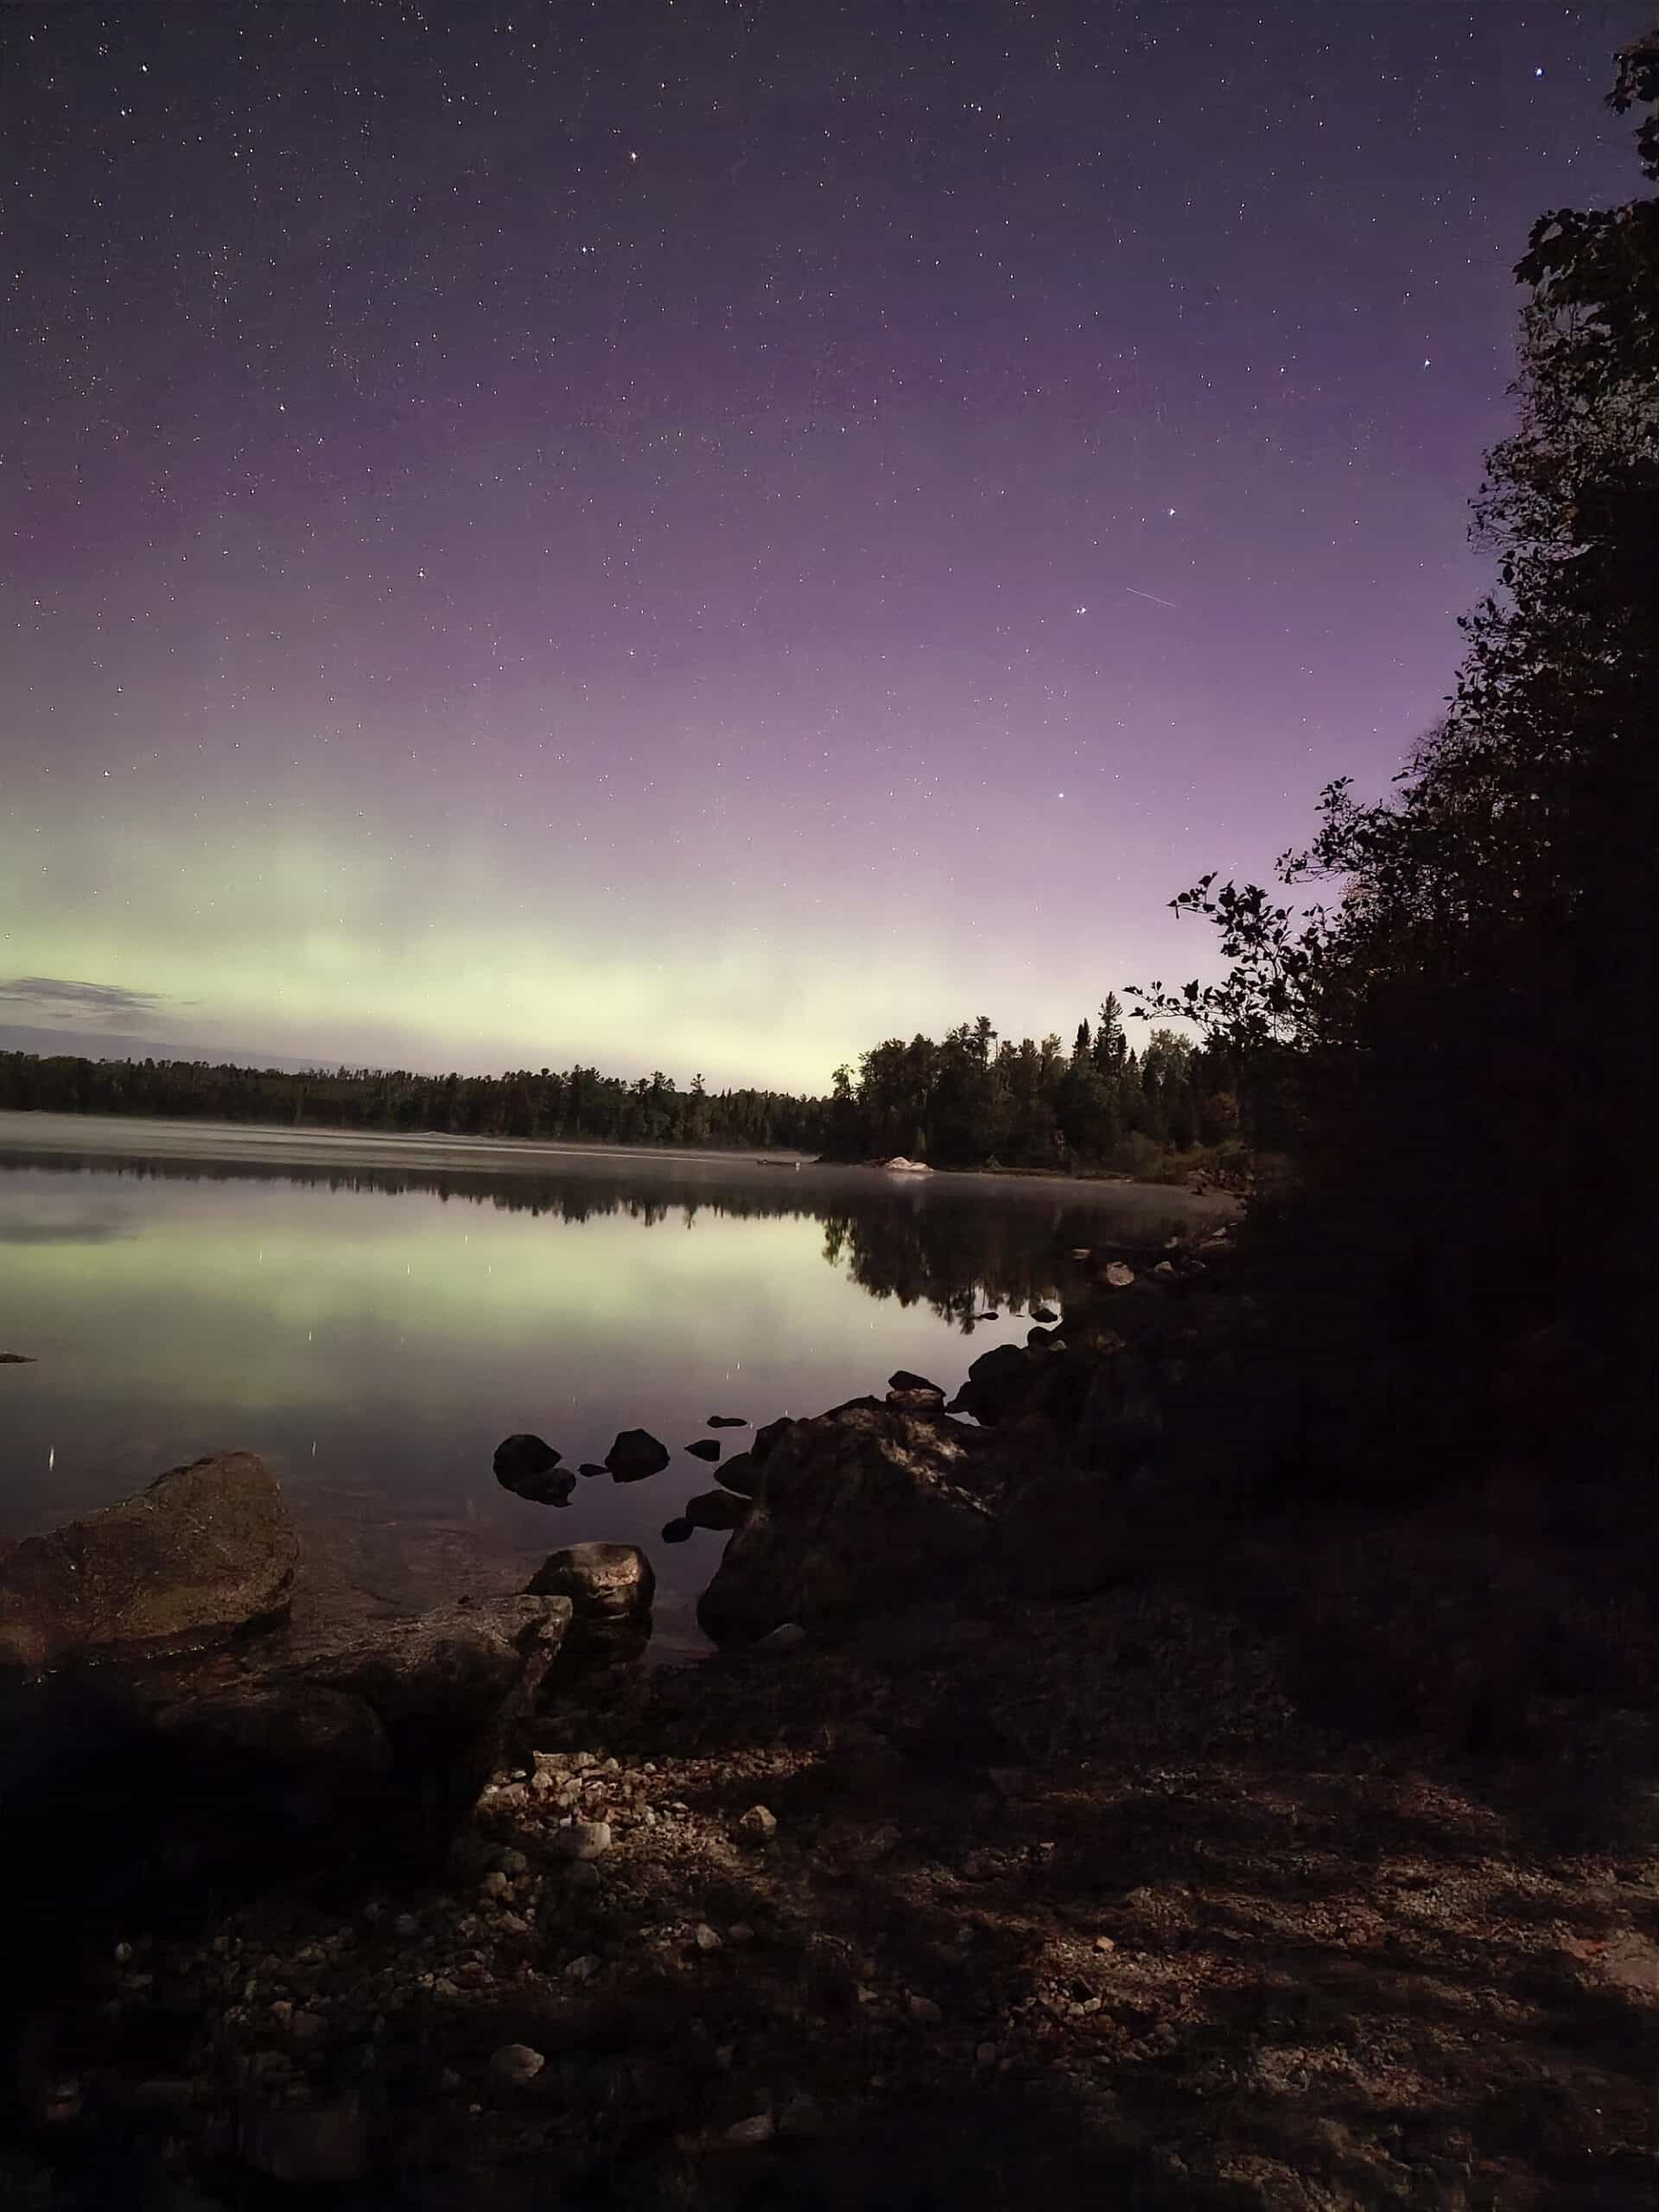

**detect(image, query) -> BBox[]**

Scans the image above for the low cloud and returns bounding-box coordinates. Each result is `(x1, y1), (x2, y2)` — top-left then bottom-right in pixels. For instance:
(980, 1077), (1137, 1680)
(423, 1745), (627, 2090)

(0, 976), (169, 1027)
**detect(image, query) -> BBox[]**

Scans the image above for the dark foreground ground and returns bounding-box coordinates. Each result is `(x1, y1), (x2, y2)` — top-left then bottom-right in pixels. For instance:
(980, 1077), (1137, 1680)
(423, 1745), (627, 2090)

(13, 1485), (1659, 2212)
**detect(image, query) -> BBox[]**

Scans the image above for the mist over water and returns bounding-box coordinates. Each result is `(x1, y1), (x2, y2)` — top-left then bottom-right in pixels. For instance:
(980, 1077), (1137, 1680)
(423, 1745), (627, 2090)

(0, 1115), (1222, 1652)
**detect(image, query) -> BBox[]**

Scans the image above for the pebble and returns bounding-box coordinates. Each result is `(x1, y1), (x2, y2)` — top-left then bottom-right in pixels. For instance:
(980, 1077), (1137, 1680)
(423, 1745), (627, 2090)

(727, 2113), (774, 2146)
(1104, 1262), (1135, 1288)
(560, 1821), (613, 1861)
(393, 1915), (419, 1939)
(728, 1923), (755, 1946)
(976, 2042), (1000, 2067)
(565, 1860), (601, 1891)
(907, 1993), (943, 2026)
(480, 1872), (510, 1899)
(694, 1923), (722, 1953)
(566, 1955), (603, 1982)
(495, 1847), (528, 1874)
(112, 1942), (134, 1966)
(489, 2044), (546, 2086)
(1094, 1935), (1116, 1953)
(738, 1805), (779, 1844)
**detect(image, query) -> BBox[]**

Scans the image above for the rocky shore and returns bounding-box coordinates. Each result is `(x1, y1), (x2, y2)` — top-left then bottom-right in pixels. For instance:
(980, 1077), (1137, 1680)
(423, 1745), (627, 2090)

(4, 1227), (1658, 2209)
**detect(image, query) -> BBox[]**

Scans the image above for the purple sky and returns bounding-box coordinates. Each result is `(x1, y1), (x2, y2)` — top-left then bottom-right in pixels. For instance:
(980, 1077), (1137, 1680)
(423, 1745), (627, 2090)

(3, 1), (1647, 1088)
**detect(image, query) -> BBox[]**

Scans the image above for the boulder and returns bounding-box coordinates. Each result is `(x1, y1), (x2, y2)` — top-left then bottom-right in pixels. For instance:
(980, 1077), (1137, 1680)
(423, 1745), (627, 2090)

(947, 1344), (1042, 1427)
(0, 1453), (298, 1678)
(493, 1435), (572, 1503)
(685, 1438), (722, 1463)
(751, 1416), (796, 1465)
(697, 1402), (997, 1646)
(684, 1488), (747, 1532)
(300, 1597), (570, 1830)
(605, 1429), (670, 1482)
(526, 1541), (654, 1666)
(714, 1451), (760, 1498)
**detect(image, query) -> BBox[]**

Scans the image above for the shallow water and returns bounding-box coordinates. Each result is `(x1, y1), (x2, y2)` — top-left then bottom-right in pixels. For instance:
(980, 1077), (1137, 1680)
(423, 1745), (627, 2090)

(0, 1113), (1228, 1653)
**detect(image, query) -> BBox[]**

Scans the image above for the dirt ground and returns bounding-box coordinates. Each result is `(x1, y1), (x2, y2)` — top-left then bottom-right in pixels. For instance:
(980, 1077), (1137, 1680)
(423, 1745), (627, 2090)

(22, 1529), (1659, 2212)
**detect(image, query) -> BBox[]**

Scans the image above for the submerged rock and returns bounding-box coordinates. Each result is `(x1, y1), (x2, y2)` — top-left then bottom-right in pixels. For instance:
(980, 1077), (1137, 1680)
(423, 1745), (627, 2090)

(605, 1429), (670, 1482)
(684, 1488), (747, 1532)
(697, 1402), (996, 1646)
(493, 1435), (573, 1503)
(0, 1452), (298, 1678)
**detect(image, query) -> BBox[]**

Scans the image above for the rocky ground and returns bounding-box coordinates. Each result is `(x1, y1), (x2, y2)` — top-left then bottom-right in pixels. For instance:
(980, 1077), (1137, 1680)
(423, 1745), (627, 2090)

(6, 1242), (1659, 2210)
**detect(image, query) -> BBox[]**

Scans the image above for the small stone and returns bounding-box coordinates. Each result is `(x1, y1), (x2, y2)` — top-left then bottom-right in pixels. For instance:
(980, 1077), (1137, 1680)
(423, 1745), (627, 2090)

(694, 1923), (722, 1953)
(754, 1621), (806, 1649)
(565, 1955), (602, 1981)
(685, 1438), (722, 1462)
(738, 1805), (778, 1844)
(661, 1518), (695, 1543)
(726, 2113), (774, 2146)
(1094, 1935), (1116, 1953)
(269, 2000), (294, 2027)
(439, 2068), (461, 2092)
(489, 2044), (546, 2086)
(907, 1993), (942, 2025)
(112, 1942), (134, 1966)
(393, 1915), (419, 1938)
(480, 1872), (510, 1899)
(779, 2088), (826, 2137)
(559, 1820), (613, 1861)
(975, 2042), (999, 2068)
(1104, 1262), (1135, 1288)
(494, 1847), (529, 1875)
(728, 1923), (755, 1946)
(564, 1860), (601, 1891)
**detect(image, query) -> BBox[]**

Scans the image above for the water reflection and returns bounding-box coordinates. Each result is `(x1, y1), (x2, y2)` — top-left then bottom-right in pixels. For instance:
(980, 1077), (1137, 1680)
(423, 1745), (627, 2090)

(0, 1141), (1196, 1324)
(0, 1121), (1219, 1651)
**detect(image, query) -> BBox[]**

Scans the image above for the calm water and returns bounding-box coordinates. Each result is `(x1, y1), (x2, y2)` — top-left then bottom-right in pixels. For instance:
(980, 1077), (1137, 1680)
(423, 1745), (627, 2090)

(0, 1114), (1226, 1652)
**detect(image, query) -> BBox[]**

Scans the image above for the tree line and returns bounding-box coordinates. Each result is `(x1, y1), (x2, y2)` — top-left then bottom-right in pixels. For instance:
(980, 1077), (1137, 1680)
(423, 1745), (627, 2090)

(0, 1051), (829, 1155)
(823, 997), (1244, 1175)
(1131, 35), (1659, 1497)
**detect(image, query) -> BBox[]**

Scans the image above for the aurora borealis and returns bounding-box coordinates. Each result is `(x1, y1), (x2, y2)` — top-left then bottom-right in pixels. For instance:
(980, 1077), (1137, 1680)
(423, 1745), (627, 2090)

(3, 3), (1646, 1089)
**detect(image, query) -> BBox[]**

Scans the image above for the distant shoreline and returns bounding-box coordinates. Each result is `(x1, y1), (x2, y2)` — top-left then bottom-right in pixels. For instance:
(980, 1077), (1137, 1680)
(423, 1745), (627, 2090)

(0, 1108), (1239, 1214)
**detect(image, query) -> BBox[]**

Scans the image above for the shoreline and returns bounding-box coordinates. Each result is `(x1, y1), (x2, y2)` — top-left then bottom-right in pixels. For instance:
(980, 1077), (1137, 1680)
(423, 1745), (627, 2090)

(6, 1236), (1656, 2207)
(0, 1108), (1243, 1213)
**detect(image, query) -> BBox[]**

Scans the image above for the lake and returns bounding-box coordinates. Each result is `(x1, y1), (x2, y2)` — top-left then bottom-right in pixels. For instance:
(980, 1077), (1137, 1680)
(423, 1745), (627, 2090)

(0, 1113), (1230, 1655)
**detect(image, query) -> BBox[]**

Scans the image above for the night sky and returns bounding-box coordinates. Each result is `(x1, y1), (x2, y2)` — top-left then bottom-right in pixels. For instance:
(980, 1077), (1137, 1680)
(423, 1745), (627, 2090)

(3, 2), (1647, 1089)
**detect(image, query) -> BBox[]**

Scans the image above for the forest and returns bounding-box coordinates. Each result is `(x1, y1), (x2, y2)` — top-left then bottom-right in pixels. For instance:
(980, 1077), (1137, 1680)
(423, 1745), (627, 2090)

(1130, 35), (1659, 1499)
(0, 990), (1240, 1179)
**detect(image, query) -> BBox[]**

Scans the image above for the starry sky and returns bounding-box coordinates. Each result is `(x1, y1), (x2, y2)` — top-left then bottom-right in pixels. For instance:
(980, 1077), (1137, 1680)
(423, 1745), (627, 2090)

(3, 1), (1648, 1090)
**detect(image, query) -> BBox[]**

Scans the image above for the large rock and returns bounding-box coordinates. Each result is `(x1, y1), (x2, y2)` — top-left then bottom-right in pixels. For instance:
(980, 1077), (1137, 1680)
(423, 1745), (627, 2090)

(697, 1402), (997, 1646)
(526, 1541), (654, 1668)
(297, 1595), (571, 1840)
(1071, 1351), (1165, 1474)
(2, 1592), (574, 1956)
(0, 1453), (298, 1678)
(947, 1344), (1043, 1427)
